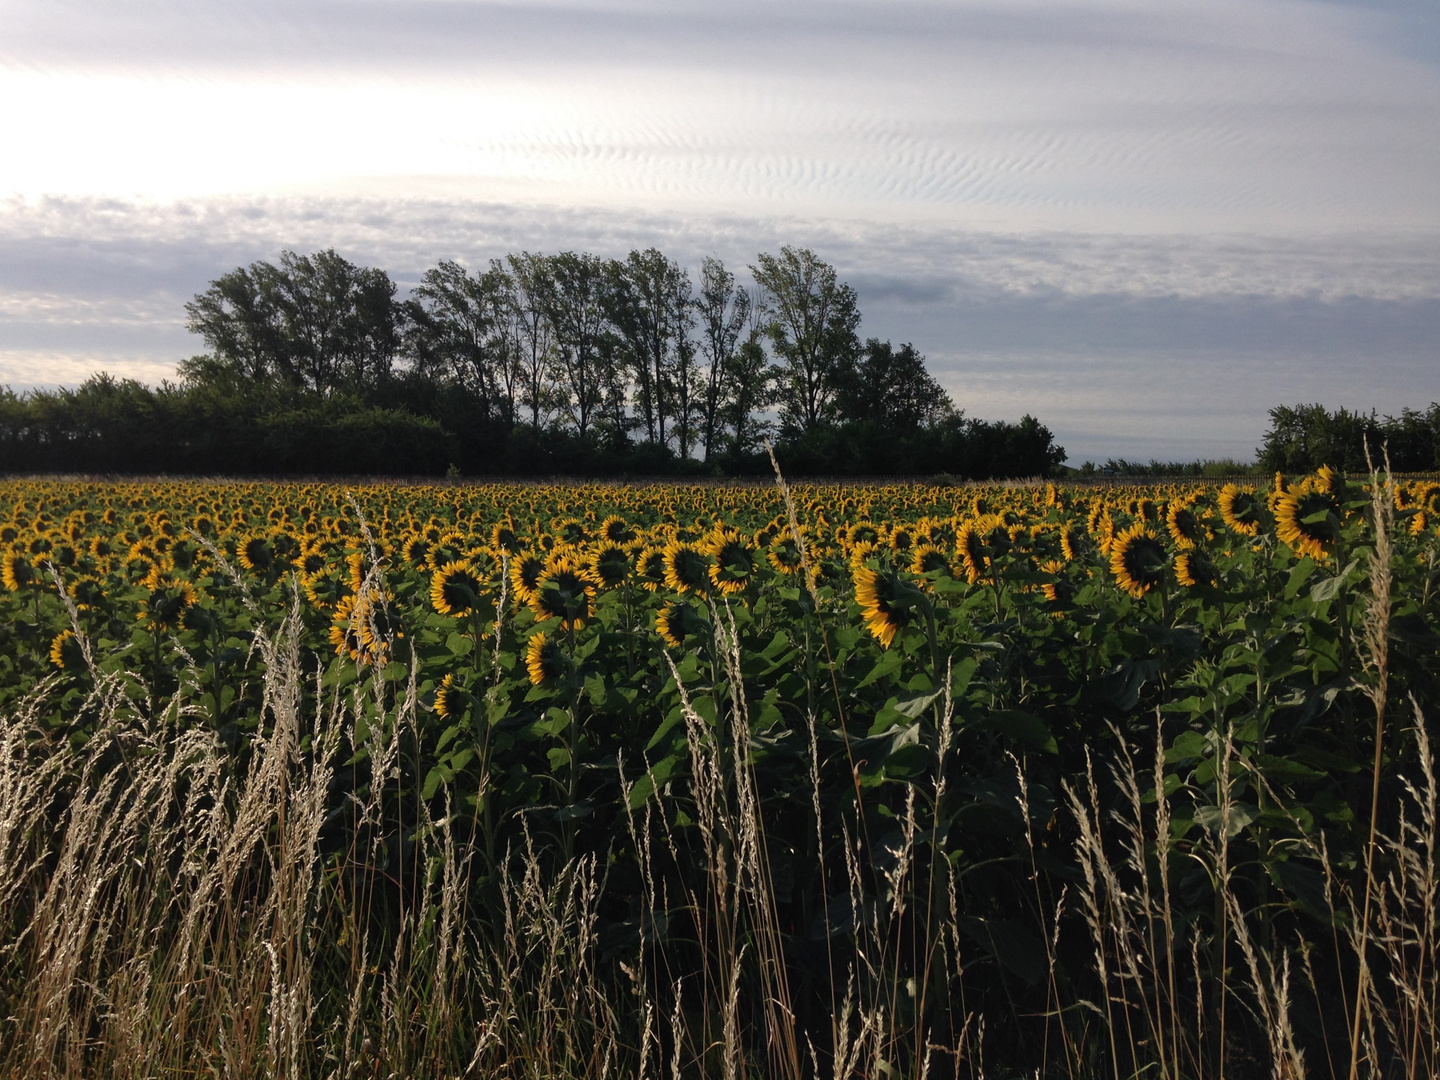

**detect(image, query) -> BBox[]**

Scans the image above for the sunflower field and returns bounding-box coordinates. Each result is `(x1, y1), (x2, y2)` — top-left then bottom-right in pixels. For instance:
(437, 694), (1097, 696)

(0, 470), (1438, 1078)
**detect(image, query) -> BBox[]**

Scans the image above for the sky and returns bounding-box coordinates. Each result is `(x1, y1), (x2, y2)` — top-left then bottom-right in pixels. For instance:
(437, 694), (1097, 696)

(1, 0), (1437, 463)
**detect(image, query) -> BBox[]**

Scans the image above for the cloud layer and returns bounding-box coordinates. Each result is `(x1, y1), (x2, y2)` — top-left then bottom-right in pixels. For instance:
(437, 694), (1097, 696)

(1, 0), (1437, 462)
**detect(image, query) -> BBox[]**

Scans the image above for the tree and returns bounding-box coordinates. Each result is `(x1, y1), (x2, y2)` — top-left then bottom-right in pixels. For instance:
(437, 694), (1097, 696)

(506, 252), (557, 431)
(695, 257), (751, 462)
(835, 339), (956, 431)
(605, 249), (692, 449)
(408, 259), (514, 417)
(183, 249), (403, 400)
(539, 252), (610, 439)
(750, 247), (861, 434)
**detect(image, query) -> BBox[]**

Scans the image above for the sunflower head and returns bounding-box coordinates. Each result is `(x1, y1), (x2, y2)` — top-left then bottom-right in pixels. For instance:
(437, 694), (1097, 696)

(302, 568), (352, 612)
(525, 631), (573, 687)
(1175, 550), (1220, 590)
(1218, 484), (1265, 537)
(705, 529), (755, 596)
(49, 629), (86, 672)
(853, 564), (925, 650)
(909, 543), (954, 582)
(509, 551), (547, 606)
(635, 545), (669, 592)
(433, 672), (473, 718)
(599, 515), (637, 546)
(529, 554), (597, 629)
(656, 600), (711, 649)
(137, 569), (198, 631)
(590, 543), (633, 590)
(1275, 484), (1340, 562)
(1, 551), (36, 592)
(1165, 499), (1207, 550)
(431, 561), (487, 619)
(663, 540), (713, 597)
(1109, 524), (1168, 599)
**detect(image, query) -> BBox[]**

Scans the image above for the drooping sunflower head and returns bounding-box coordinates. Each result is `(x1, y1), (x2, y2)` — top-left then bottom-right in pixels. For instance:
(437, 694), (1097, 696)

(767, 530), (807, 576)
(430, 561), (487, 619)
(1109, 524), (1168, 599)
(433, 672), (472, 719)
(525, 630), (573, 687)
(705, 529), (755, 596)
(529, 553), (598, 628)
(1218, 484), (1264, 537)
(663, 540), (713, 597)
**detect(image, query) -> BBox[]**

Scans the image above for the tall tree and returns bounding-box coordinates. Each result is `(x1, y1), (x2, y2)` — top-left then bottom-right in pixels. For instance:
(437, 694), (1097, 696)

(506, 252), (557, 431)
(695, 257), (751, 462)
(606, 249), (692, 449)
(539, 252), (610, 438)
(184, 249), (402, 399)
(749, 247), (861, 434)
(408, 259), (513, 415)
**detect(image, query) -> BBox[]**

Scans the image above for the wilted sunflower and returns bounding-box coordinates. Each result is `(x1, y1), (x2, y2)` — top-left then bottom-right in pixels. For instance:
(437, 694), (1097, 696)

(525, 631), (571, 687)
(430, 561), (486, 619)
(1218, 484), (1264, 537)
(663, 540), (712, 597)
(705, 529), (755, 596)
(529, 554), (598, 629)
(1109, 525), (1168, 599)
(853, 564), (916, 650)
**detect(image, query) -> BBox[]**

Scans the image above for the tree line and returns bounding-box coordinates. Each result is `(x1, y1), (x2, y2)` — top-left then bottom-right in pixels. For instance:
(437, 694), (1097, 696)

(0, 246), (1067, 478)
(1258, 402), (1440, 474)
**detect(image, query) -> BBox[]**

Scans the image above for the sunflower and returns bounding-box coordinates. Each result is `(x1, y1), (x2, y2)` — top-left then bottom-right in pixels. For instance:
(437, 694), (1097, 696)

(49, 629), (86, 671)
(329, 593), (394, 665)
(67, 574), (105, 612)
(635, 544), (669, 593)
(401, 534), (432, 569)
(137, 570), (198, 631)
(909, 543), (954, 581)
(599, 514), (638, 546)
(508, 550), (546, 606)
(490, 521), (522, 554)
(553, 517), (589, 545)
(1059, 526), (1084, 563)
(766, 531), (806, 576)
(1109, 524), (1168, 599)
(705, 529), (755, 596)
(1275, 483), (1339, 562)
(1218, 484), (1264, 537)
(853, 564), (917, 650)
(590, 543), (633, 590)
(659, 599), (713, 647)
(1039, 558), (1073, 615)
(430, 561), (487, 619)
(301, 567), (351, 612)
(433, 672), (465, 718)
(237, 532), (274, 574)
(525, 631), (571, 687)
(1165, 499), (1206, 550)
(1175, 550), (1220, 589)
(529, 554), (598, 629)
(663, 540), (712, 597)
(1, 551), (36, 592)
